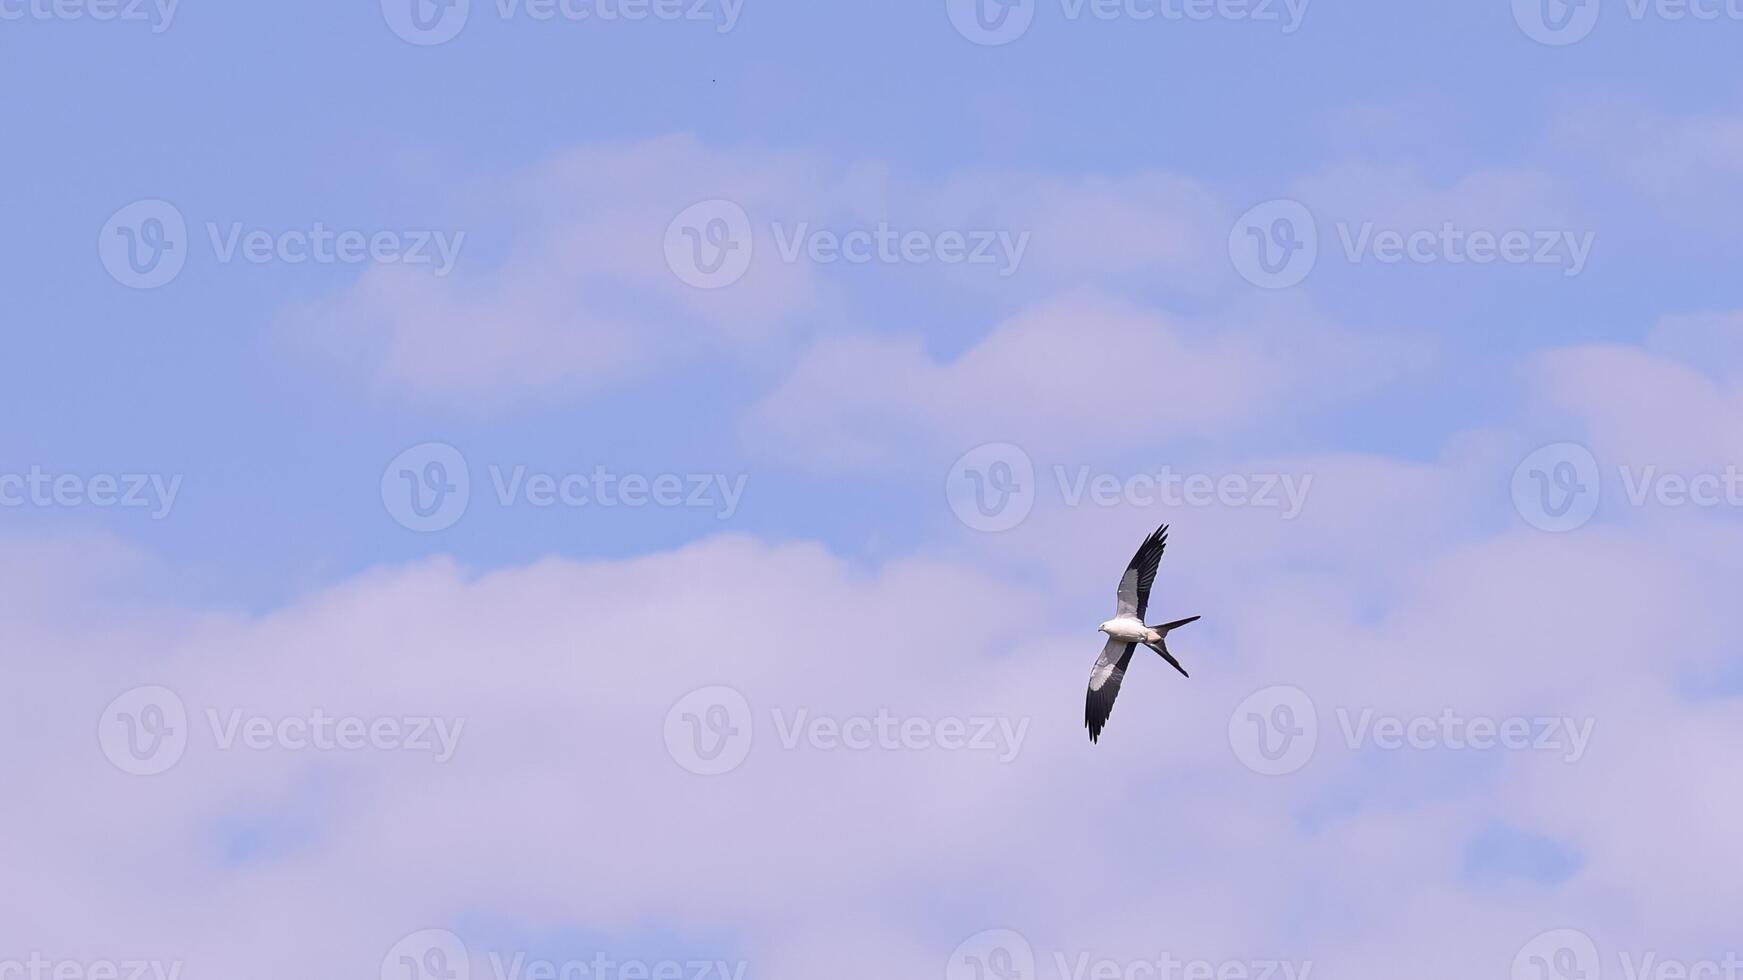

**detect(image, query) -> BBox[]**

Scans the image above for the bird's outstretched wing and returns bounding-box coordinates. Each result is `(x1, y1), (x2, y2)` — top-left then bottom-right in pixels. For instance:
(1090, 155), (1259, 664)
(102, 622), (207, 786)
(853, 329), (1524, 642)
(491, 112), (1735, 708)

(1114, 524), (1169, 621)
(1085, 637), (1137, 743)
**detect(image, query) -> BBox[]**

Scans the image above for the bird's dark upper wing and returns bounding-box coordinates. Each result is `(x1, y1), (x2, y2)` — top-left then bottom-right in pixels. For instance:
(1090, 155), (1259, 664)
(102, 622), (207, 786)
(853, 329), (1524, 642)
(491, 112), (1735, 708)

(1114, 524), (1169, 621)
(1085, 637), (1137, 743)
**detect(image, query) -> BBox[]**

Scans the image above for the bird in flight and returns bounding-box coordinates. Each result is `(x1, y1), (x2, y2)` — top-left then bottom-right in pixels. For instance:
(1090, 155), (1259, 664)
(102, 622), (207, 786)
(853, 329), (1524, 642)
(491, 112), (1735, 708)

(1085, 524), (1199, 743)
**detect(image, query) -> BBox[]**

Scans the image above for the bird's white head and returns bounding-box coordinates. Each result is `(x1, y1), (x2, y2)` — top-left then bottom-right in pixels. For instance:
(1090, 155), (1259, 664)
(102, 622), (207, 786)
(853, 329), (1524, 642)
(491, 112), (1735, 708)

(1097, 620), (1113, 634)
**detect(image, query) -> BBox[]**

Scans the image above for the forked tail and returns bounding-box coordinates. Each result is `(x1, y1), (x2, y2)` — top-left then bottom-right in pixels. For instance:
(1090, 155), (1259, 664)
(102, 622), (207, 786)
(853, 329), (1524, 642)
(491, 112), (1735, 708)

(1144, 615), (1198, 678)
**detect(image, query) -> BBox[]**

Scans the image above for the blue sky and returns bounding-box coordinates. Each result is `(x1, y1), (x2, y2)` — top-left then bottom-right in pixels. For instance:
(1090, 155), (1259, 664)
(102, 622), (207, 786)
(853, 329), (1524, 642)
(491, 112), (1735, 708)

(5, 0), (1741, 607)
(4, 2), (1743, 978)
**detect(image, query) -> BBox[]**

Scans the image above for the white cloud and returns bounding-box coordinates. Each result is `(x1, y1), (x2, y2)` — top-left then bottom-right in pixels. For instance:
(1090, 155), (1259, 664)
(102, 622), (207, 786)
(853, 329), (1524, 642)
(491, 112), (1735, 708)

(744, 292), (1419, 473)
(277, 136), (825, 410)
(1554, 105), (1743, 230)
(1292, 161), (1586, 233)
(277, 137), (1235, 412)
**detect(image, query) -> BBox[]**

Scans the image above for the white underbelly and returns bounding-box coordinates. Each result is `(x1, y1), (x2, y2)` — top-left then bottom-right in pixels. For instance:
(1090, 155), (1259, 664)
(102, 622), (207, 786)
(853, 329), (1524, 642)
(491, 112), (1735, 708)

(1106, 618), (1152, 642)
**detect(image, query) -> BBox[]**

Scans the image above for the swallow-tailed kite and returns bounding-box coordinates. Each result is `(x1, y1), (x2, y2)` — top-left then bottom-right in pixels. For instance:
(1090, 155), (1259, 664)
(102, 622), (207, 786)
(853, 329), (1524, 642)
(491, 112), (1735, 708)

(1085, 524), (1199, 743)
